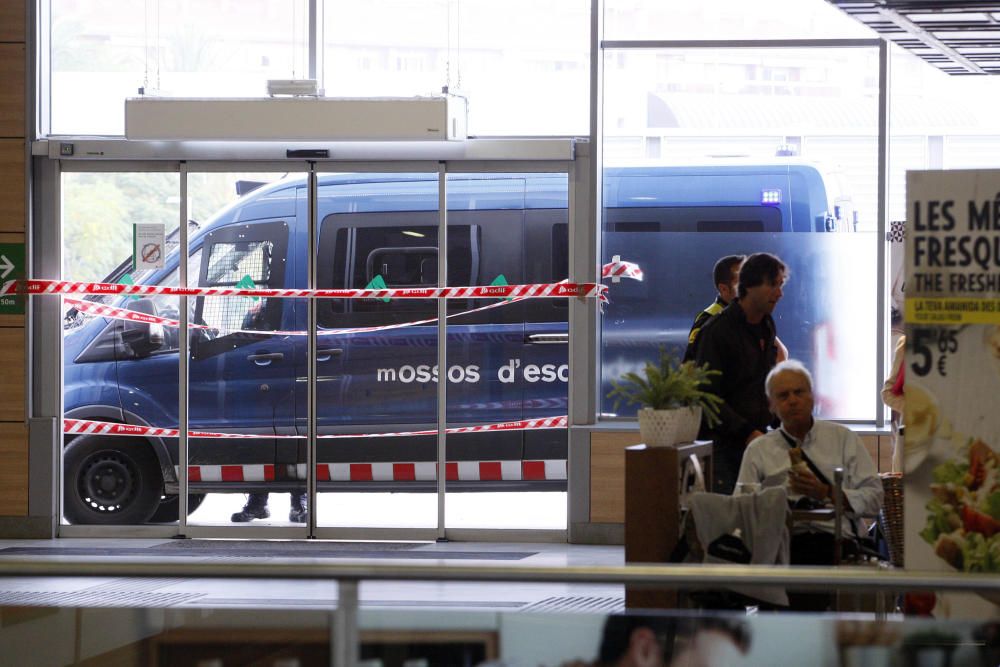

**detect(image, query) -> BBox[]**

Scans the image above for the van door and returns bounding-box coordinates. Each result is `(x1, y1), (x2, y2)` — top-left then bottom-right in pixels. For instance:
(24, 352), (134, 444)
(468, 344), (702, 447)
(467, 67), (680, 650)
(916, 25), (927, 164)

(185, 220), (294, 483)
(302, 175), (533, 489)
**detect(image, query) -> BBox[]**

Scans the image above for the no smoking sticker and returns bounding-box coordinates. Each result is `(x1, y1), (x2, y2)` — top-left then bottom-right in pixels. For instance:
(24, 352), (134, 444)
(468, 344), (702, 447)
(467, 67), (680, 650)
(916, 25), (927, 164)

(133, 224), (165, 270)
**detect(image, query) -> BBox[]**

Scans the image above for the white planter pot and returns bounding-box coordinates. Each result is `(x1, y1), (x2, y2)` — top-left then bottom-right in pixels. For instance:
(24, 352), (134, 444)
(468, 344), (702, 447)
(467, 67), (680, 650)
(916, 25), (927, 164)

(638, 406), (703, 447)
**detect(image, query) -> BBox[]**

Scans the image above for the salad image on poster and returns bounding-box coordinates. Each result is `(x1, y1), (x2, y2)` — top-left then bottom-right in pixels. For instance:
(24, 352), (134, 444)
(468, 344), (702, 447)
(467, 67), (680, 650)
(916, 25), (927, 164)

(921, 439), (1000, 572)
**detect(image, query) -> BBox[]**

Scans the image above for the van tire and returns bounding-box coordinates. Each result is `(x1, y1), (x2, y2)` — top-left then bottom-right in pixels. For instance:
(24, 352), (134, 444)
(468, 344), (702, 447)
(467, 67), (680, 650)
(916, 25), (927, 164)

(63, 436), (163, 525)
(147, 493), (206, 523)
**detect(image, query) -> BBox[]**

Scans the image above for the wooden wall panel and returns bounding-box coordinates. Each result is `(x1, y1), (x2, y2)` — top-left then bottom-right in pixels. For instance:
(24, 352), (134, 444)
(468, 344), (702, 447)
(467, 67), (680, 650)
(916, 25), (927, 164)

(0, 0), (27, 525)
(0, 326), (24, 422)
(878, 434), (895, 473)
(0, 0), (25, 43)
(0, 44), (25, 137)
(0, 421), (28, 516)
(590, 431), (643, 523)
(861, 435), (878, 471)
(0, 140), (25, 231)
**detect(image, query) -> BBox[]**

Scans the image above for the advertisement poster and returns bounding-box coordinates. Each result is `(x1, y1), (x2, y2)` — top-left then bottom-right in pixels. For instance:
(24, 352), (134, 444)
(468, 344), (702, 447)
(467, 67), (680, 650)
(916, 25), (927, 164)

(905, 170), (1000, 618)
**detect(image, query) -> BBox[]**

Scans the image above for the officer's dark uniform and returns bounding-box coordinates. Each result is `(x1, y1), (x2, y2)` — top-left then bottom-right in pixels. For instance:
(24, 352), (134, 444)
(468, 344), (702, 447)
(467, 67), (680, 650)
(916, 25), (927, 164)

(683, 296), (726, 362)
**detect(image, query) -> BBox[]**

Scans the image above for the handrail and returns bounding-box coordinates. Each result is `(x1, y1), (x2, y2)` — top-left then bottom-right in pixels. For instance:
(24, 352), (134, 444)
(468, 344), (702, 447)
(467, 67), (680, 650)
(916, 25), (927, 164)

(0, 557), (991, 593)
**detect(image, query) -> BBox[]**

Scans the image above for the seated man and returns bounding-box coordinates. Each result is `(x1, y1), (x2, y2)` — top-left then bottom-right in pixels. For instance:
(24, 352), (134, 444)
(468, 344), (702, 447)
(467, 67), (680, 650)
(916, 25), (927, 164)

(735, 359), (883, 608)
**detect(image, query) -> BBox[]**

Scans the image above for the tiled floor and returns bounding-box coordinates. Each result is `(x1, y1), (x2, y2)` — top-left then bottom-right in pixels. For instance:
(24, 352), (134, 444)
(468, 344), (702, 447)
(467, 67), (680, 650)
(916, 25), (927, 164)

(0, 538), (625, 612)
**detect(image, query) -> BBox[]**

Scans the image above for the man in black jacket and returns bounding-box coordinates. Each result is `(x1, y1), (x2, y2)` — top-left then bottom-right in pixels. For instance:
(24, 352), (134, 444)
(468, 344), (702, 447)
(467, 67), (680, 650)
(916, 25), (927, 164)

(695, 252), (787, 494)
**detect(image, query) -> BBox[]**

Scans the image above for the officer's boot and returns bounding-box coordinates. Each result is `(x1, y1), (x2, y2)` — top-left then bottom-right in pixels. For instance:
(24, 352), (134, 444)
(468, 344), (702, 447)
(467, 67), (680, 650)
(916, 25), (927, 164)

(289, 492), (308, 523)
(230, 493), (271, 522)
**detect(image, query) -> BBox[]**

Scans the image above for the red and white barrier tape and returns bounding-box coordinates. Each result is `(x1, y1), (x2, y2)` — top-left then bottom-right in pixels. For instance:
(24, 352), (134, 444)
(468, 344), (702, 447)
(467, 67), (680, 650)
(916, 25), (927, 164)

(55, 260), (641, 336)
(180, 459), (567, 483)
(63, 415), (568, 440)
(5, 278), (604, 301)
(3, 260), (641, 305)
(602, 257), (644, 282)
(63, 290), (532, 337)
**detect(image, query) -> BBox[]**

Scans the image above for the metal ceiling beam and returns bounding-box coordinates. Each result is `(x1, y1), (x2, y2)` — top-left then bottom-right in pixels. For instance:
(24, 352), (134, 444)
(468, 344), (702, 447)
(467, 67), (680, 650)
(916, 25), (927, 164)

(876, 6), (989, 73)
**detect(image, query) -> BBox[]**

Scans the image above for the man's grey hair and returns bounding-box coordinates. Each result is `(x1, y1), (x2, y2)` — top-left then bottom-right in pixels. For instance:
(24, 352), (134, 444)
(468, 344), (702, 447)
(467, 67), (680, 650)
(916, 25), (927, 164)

(765, 359), (814, 399)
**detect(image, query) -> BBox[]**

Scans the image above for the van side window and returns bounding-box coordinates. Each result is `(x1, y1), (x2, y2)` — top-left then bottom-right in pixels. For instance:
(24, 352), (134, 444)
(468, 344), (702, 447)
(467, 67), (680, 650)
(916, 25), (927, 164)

(193, 220), (290, 358)
(317, 215), (477, 327)
(605, 205), (781, 233)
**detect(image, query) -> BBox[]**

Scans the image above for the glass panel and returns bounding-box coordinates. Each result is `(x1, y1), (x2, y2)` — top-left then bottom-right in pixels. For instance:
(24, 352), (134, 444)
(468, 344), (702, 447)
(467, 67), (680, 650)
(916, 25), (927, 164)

(313, 171), (440, 529)
(8, 603), (1000, 663)
(443, 173), (568, 530)
(603, 0), (874, 41)
(50, 0), (309, 135)
(323, 0), (589, 136)
(603, 231), (876, 420)
(61, 171), (182, 525)
(601, 46), (879, 422)
(182, 172), (302, 527)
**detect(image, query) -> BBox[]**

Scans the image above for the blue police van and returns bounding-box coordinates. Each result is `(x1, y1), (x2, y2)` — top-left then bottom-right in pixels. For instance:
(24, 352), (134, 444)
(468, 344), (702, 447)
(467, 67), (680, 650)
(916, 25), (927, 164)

(61, 160), (853, 524)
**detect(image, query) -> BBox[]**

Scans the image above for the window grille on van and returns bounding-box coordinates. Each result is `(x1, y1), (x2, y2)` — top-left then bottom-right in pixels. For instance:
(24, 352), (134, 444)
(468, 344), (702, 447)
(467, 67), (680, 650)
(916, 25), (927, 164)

(201, 240), (274, 332)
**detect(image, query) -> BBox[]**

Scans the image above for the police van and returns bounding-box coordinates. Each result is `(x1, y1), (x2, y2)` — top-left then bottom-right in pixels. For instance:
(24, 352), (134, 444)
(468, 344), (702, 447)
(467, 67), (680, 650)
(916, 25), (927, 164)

(62, 161), (853, 524)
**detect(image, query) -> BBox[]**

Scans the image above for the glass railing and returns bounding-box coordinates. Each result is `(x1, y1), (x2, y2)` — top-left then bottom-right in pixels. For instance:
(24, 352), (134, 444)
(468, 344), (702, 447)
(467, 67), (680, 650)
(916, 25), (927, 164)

(1, 559), (999, 666)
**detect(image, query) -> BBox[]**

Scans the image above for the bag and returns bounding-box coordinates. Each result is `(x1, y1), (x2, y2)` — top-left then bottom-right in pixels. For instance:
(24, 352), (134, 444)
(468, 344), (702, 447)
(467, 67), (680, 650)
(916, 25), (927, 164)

(706, 530), (751, 565)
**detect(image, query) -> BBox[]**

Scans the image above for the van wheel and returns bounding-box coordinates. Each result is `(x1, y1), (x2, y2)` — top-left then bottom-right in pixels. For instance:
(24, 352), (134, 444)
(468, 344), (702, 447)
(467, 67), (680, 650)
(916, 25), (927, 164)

(63, 436), (162, 525)
(147, 493), (206, 523)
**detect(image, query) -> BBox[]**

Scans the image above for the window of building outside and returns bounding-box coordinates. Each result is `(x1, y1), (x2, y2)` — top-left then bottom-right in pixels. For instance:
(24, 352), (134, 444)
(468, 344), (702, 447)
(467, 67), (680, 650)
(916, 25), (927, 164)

(48, 0), (589, 136)
(600, 45), (880, 421)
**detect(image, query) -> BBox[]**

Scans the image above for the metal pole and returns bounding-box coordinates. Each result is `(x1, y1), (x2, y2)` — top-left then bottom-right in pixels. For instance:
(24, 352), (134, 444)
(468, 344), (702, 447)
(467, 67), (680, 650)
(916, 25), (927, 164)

(1, 558), (996, 594)
(436, 162), (448, 540)
(833, 466), (845, 566)
(876, 39), (891, 430)
(178, 163), (189, 536)
(308, 165), (318, 536)
(332, 579), (359, 667)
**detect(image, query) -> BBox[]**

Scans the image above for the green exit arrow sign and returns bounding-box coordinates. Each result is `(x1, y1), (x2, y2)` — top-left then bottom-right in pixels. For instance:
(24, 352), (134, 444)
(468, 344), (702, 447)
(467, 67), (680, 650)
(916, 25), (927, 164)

(0, 243), (25, 315)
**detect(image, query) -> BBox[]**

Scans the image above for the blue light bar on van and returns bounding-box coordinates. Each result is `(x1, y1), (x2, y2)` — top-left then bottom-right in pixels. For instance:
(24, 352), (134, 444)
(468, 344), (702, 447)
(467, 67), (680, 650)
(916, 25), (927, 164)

(761, 189), (782, 206)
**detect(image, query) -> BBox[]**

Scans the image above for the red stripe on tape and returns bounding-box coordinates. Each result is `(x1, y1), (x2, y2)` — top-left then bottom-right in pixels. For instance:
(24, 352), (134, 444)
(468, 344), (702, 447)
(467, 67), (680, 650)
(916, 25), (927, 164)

(350, 464), (373, 482)
(264, 465), (275, 481)
(445, 462), (459, 481)
(221, 465), (244, 482)
(188, 466), (201, 483)
(317, 464), (330, 481)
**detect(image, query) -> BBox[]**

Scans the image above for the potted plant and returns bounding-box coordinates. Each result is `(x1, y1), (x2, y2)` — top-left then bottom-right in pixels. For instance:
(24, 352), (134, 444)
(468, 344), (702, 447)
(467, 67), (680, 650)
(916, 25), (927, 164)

(607, 350), (724, 447)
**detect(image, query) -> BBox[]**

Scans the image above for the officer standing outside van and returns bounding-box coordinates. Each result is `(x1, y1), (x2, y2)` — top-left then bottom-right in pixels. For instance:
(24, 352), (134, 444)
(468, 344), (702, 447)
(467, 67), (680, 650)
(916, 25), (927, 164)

(695, 253), (787, 494)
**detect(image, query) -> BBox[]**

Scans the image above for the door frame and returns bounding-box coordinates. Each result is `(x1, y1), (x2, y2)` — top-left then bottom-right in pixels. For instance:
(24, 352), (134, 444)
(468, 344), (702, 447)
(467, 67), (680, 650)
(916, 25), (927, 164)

(41, 143), (587, 542)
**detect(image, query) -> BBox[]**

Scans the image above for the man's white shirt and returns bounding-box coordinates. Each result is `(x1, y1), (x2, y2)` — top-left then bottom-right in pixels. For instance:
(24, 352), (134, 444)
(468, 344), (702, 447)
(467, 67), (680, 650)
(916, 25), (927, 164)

(735, 419), (884, 535)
